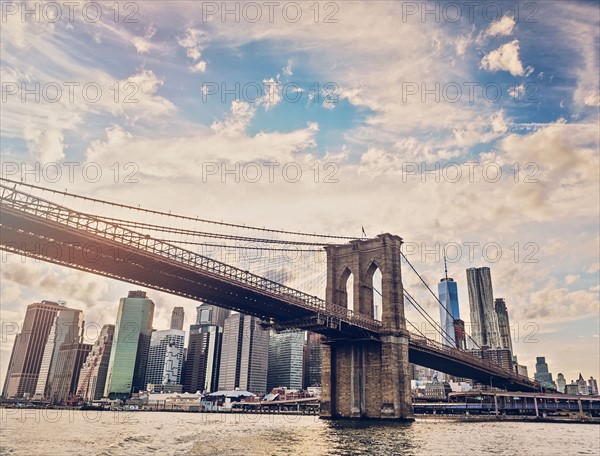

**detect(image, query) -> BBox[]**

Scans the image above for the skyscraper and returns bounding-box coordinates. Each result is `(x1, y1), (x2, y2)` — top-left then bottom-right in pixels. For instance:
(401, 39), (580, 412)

(438, 276), (460, 347)
(267, 329), (304, 391)
(219, 313), (269, 394)
(47, 342), (92, 404)
(588, 377), (598, 396)
(494, 298), (513, 353)
(184, 323), (222, 394)
(534, 356), (553, 387)
(104, 291), (154, 400)
(466, 267), (501, 349)
(471, 347), (513, 371)
(196, 303), (230, 327)
(556, 373), (566, 393)
(452, 319), (467, 350)
(145, 329), (185, 386)
(77, 324), (115, 402)
(577, 373), (589, 395)
(3, 301), (64, 399)
(35, 305), (84, 399)
(170, 307), (185, 331)
(512, 355), (528, 378)
(304, 332), (323, 388)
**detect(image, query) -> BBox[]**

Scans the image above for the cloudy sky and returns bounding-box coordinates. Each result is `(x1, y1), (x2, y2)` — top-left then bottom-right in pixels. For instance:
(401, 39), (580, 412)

(1, 1), (598, 388)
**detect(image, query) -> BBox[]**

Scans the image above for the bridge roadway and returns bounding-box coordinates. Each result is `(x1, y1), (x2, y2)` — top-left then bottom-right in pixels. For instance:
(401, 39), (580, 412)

(0, 184), (538, 392)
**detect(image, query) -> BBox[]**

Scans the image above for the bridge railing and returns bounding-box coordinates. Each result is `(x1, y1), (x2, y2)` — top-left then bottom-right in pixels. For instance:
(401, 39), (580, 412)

(409, 334), (536, 385)
(1, 184), (382, 333)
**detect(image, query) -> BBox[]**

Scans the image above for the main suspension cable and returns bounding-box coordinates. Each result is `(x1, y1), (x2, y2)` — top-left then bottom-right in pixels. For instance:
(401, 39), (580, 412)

(93, 216), (334, 247)
(0, 177), (360, 241)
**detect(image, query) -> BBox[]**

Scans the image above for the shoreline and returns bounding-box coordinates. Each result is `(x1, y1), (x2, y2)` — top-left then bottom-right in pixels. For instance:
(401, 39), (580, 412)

(2, 406), (598, 424)
(414, 413), (600, 424)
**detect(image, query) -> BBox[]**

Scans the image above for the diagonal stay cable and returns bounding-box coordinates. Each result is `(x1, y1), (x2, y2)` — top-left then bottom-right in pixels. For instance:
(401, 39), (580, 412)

(400, 251), (482, 350)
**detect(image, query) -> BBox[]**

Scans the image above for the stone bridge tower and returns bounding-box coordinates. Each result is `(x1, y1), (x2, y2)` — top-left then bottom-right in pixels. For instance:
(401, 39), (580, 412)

(320, 233), (413, 420)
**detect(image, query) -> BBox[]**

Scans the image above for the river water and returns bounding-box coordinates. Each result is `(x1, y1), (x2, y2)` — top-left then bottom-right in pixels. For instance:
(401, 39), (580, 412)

(1, 409), (598, 455)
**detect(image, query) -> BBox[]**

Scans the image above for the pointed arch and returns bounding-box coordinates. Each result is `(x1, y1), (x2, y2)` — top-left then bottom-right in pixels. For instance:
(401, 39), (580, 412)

(364, 260), (383, 321)
(339, 267), (354, 311)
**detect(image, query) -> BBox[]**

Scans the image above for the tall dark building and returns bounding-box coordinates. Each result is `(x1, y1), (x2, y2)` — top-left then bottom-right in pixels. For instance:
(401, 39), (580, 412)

(77, 324), (115, 402)
(452, 319), (467, 350)
(303, 332), (323, 388)
(170, 307), (185, 331)
(3, 301), (64, 398)
(35, 305), (84, 399)
(47, 342), (92, 404)
(183, 324), (222, 393)
(466, 267), (501, 349)
(534, 356), (554, 387)
(218, 313), (269, 394)
(471, 347), (512, 372)
(494, 298), (513, 353)
(267, 329), (304, 391)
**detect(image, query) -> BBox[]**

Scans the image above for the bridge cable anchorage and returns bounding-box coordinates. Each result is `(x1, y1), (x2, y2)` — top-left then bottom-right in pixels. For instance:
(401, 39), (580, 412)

(0, 178), (360, 241)
(400, 251), (482, 351)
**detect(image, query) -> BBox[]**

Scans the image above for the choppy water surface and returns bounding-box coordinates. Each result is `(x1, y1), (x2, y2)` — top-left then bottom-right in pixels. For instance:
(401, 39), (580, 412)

(1, 410), (598, 455)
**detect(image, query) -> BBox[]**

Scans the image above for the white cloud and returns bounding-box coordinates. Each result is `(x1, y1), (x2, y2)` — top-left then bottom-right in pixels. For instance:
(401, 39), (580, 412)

(455, 33), (473, 57)
(118, 70), (176, 121)
(177, 28), (208, 72)
(133, 36), (151, 54)
(526, 281), (599, 319)
(127, 69), (163, 95)
(211, 100), (257, 136)
(23, 125), (65, 163)
(259, 78), (281, 111)
(191, 61), (207, 73)
(491, 110), (508, 134)
(508, 83), (526, 100)
(481, 40), (525, 76)
(565, 274), (580, 285)
(84, 100), (319, 182)
(586, 263), (600, 274)
(283, 59), (293, 76)
(524, 66), (535, 77)
(583, 90), (599, 107)
(485, 15), (516, 37)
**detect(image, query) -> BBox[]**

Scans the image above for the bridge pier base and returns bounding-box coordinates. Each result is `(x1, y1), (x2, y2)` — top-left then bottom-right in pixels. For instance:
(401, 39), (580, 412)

(320, 332), (413, 420)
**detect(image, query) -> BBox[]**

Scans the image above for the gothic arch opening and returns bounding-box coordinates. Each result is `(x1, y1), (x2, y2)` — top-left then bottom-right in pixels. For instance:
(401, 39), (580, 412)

(340, 267), (354, 312)
(366, 261), (383, 321)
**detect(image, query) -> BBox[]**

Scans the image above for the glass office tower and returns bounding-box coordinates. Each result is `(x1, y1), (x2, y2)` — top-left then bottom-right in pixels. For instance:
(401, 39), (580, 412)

(104, 291), (154, 400)
(438, 277), (460, 347)
(466, 267), (501, 348)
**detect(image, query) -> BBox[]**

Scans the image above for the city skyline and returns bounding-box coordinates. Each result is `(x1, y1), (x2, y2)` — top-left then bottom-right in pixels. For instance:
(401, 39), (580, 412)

(2, 277), (596, 399)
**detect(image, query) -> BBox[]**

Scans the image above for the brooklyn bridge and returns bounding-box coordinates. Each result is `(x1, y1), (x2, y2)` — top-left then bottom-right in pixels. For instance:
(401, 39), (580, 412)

(0, 180), (538, 420)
